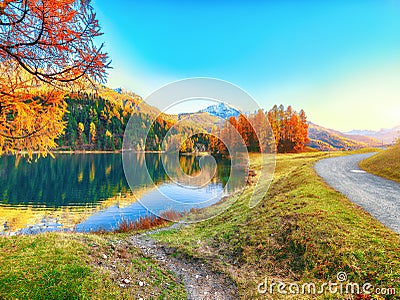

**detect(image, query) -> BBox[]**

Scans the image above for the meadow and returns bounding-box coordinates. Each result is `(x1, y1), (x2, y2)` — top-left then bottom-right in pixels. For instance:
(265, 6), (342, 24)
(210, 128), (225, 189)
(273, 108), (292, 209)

(0, 150), (399, 299)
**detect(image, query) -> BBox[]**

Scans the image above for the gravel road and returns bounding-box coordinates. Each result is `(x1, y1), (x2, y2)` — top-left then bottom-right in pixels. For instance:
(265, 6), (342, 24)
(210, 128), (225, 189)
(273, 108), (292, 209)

(314, 153), (400, 234)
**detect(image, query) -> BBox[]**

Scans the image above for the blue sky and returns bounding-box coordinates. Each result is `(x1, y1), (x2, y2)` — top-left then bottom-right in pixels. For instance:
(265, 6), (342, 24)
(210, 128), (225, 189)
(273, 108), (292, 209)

(92, 0), (400, 131)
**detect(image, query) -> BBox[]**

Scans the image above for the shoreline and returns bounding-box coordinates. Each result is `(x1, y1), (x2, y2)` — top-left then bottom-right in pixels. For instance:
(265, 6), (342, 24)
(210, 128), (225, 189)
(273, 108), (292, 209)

(14, 150), (212, 156)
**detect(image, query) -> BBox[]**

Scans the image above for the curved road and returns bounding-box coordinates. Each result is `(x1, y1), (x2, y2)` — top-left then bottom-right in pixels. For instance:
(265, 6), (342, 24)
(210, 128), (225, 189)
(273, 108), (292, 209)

(314, 153), (400, 234)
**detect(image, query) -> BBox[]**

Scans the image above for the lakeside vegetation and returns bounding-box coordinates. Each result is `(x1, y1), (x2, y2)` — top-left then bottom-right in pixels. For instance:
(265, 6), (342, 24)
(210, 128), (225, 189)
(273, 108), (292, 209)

(360, 141), (400, 183)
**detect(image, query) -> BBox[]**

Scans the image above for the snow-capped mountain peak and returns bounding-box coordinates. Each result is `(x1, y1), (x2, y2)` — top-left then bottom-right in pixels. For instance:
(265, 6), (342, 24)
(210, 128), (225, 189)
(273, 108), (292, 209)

(199, 102), (240, 119)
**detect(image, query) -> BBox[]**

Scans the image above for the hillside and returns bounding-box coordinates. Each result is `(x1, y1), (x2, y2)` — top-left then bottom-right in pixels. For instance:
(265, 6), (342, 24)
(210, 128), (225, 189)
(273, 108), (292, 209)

(307, 122), (380, 150)
(56, 88), (210, 152)
(96, 85), (160, 116)
(176, 112), (220, 132)
(360, 141), (400, 183)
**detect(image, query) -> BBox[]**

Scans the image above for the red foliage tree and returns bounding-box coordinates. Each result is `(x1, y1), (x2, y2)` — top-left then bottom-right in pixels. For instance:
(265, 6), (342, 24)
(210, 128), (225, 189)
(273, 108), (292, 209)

(0, 0), (109, 157)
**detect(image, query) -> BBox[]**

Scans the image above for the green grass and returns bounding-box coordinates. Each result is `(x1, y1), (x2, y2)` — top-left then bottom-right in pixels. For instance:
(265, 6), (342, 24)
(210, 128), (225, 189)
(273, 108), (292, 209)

(360, 142), (400, 183)
(0, 233), (186, 299)
(153, 151), (400, 299)
(0, 149), (398, 299)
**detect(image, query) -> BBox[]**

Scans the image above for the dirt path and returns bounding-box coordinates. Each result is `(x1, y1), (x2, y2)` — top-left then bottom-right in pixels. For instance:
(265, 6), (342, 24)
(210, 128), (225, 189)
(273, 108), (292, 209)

(129, 223), (238, 300)
(314, 152), (400, 234)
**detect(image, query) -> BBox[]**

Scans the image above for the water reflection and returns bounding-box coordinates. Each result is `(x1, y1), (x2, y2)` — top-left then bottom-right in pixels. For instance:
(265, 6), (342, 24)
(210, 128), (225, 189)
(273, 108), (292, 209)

(76, 182), (225, 232)
(0, 153), (235, 233)
(0, 154), (130, 207)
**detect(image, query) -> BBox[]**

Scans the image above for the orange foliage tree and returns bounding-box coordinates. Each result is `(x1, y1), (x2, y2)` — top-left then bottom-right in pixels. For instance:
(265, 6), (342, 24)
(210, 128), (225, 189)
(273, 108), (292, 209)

(209, 113), (269, 155)
(0, 0), (109, 157)
(267, 105), (309, 153)
(210, 105), (309, 155)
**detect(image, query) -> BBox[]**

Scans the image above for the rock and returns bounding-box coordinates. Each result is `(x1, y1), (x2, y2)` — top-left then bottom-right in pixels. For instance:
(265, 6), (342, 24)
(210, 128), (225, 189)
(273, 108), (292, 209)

(248, 169), (256, 176)
(119, 283), (126, 288)
(101, 253), (108, 259)
(123, 278), (131, 284)
(138, 281), (144, 287)
(195, 275), (200, 279)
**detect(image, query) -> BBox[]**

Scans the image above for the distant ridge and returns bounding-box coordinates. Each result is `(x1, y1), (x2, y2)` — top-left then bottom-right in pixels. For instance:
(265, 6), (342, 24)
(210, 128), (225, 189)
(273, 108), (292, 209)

(345, 125), (400, 144)
(308, 122), (381, 150)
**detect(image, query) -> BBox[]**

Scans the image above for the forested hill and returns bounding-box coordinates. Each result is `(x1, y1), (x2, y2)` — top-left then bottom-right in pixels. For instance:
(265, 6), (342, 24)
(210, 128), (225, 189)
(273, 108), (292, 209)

(55, 87), (205, 151)
(56, 92), (134, 151)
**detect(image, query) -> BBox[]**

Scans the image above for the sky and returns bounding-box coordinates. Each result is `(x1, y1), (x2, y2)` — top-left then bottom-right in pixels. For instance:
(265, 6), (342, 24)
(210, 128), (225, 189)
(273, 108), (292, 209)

(92, 0), (400, 132)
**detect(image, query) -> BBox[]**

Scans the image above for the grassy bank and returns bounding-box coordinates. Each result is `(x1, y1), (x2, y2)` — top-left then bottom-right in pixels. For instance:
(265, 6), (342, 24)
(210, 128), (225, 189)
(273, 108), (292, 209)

(0, 233), (186, 299)
(1, 150), (399, 299)
(153, 151), (400, 299)
(360, 142), (400, 183)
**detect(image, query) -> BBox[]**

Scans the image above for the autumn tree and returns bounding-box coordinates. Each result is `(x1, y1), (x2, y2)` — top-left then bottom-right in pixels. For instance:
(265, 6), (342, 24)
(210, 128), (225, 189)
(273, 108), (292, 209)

(267, 105), (309, 153)
(209, 114), (264, 156)
(89, 122), (96, 145)
(250, 109), (275, 152)
(0, 0), (109, 157)
(211, 105), (309, 155)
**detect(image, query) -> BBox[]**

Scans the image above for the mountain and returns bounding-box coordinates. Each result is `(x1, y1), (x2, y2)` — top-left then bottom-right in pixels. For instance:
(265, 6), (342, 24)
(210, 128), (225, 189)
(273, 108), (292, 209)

(199, 103), (240, 119)
(307, 122), (381, 150)
(345, 126), (400, 144)
(345, 129), (377, 136)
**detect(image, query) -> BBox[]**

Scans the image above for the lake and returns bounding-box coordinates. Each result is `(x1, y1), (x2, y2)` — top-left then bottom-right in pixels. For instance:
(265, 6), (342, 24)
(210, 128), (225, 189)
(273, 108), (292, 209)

(0, 153), (236, 234)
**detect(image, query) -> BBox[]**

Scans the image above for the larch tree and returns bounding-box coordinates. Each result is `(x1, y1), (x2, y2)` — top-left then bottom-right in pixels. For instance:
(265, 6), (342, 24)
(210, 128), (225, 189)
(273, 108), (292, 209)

(0, 0), (109, 157)
(267, 105), (309, 153)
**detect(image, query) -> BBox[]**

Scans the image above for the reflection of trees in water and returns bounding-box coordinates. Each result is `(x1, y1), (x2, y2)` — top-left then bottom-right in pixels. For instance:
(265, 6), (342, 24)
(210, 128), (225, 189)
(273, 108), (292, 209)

(0, 154), (130, 207)
(0, 154), (233, 208)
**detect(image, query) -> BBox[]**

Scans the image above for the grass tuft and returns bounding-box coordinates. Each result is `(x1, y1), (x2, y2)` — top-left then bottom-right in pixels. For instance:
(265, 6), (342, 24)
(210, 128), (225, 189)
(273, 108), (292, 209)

(115, 210), (182, 233)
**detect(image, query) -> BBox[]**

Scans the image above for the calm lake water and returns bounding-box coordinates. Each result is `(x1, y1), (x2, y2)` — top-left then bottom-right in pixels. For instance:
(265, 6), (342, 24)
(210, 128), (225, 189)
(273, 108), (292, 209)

(0, 153), (235, 233)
